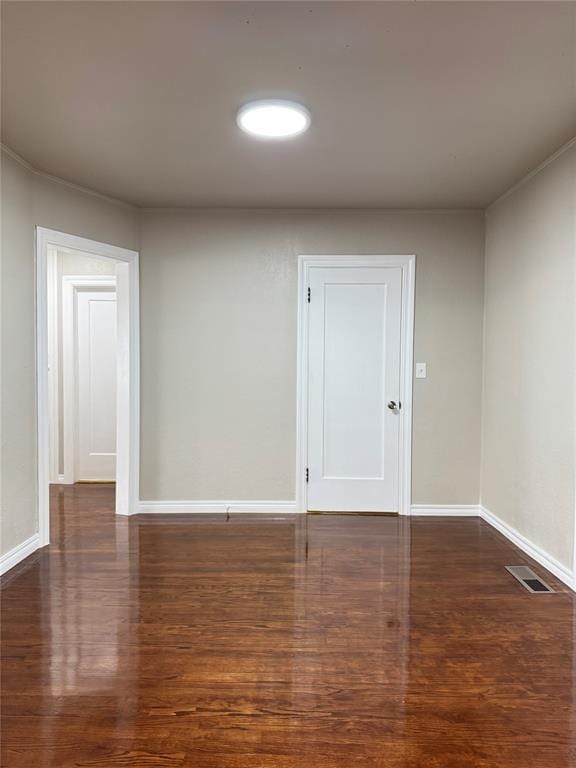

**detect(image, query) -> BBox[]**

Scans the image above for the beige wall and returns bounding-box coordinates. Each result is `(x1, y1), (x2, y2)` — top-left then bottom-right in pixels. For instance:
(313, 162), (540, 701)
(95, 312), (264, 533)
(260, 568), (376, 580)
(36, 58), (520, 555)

(481, 144), (576, 569)
(140, 209), (485, 503)
(1, 149), (139, 556)
(1, 154), (35, 555)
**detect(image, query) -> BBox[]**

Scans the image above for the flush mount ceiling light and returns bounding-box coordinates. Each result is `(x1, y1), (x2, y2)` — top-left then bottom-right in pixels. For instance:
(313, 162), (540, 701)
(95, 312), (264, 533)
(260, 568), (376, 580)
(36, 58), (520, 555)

(236, 99), (311, 139)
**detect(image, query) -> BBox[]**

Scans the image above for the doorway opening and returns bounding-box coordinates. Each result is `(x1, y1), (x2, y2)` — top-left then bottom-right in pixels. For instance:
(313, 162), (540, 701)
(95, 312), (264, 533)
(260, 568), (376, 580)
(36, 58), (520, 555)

(296, 255), (415, 515)
(36, 228), (139, 545)
(61, 273), (117, 484)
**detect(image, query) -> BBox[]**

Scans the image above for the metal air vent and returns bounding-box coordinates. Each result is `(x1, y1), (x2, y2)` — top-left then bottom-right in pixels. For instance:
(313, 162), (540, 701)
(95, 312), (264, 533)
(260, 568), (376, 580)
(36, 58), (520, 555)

(506, 565), (555, 593)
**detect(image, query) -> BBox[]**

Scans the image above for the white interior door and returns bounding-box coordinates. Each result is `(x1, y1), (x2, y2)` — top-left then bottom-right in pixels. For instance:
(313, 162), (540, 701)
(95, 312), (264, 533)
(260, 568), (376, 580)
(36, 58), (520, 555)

(76, 289), (117, 481)
(307, 266), (402, 512)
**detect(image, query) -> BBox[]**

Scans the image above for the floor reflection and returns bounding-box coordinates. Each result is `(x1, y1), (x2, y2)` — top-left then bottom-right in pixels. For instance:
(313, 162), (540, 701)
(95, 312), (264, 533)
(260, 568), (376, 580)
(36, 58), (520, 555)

(49, 485), (123, 695)
(288, 513), (411, 761)
(1, 486), (574, 767)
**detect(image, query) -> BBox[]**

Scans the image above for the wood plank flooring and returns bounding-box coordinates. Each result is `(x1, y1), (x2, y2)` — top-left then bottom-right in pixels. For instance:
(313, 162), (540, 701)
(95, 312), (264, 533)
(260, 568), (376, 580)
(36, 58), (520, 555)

(1, 483), (575, 767)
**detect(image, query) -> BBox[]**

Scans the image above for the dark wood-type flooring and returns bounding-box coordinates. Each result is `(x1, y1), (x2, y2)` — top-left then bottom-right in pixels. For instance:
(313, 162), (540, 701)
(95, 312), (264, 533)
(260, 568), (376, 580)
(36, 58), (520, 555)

(1, 484), (575, 767)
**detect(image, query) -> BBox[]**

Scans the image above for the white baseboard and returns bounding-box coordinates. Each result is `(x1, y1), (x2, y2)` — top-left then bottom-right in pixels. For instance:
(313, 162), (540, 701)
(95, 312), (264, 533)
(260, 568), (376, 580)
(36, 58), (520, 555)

(136, 499), (575, 591)
(137, 500), (302, 514)
(411, 504), (481, 516)
(0, 534), (41, 576)
(140, 502), (478, 516)
(480, 505), (574, 591)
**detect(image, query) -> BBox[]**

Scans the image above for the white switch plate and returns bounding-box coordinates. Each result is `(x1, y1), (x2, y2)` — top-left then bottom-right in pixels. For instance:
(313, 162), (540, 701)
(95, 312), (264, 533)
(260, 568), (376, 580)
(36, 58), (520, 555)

(416, 362), (427, 379)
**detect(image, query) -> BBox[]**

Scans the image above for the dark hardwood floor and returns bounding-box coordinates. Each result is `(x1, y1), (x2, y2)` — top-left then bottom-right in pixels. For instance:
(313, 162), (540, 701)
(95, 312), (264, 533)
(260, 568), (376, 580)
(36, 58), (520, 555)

(1, 484), (575, 767)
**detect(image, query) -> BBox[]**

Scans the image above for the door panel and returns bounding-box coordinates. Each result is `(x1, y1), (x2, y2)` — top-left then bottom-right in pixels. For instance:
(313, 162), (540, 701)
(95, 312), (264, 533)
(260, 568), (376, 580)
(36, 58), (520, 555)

(307, 267), (402, 512)
(76, 290), (117, 481)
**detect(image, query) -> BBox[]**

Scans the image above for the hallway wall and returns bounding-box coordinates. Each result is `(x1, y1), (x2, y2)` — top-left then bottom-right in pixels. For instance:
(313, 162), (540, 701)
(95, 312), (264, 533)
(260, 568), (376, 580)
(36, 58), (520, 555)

(481, 142), (576, 570)
(1, 149), (139, 557)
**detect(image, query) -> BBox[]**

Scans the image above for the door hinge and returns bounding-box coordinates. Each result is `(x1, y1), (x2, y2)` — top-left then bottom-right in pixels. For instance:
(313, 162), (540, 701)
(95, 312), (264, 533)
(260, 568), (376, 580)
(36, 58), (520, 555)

(306, 467), (309, 483)
(307, 287), (311, 303)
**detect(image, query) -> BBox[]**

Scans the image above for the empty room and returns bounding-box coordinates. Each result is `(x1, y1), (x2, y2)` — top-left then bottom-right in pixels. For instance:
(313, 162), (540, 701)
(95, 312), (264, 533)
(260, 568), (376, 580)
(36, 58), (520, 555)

(1, 2), (575, 766)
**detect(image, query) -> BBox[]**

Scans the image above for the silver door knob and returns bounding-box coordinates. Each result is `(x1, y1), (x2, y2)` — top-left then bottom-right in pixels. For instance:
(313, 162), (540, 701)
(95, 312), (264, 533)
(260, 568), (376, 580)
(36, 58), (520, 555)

(387, 401), (397, 410)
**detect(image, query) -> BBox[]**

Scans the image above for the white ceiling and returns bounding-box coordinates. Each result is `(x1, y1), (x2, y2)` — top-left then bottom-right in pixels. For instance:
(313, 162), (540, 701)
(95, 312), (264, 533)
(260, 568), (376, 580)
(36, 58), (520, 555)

(2, 1), (575, 208)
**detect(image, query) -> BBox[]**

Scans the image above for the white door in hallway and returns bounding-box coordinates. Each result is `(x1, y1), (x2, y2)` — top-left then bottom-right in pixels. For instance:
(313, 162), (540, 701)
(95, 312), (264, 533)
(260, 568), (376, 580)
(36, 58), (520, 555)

(307, 266), (402, 512)
(76, 289), (117, 481)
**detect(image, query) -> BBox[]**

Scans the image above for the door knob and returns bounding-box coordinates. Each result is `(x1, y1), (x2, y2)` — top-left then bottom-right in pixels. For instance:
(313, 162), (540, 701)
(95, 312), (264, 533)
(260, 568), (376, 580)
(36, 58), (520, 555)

(387, 400), (397, 410)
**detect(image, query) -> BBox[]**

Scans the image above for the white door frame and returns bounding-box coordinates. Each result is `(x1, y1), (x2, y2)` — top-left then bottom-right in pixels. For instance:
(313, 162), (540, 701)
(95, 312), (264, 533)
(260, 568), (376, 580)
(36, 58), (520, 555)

(61, 276), (117, 485)
(36, 227), (140, 545)
(46, 245), (59, 483)
(296, 255), (415, 515)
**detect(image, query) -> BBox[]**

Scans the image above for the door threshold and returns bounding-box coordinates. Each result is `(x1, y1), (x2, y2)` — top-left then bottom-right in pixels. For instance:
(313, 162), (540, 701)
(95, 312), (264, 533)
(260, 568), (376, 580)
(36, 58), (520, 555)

(75, 480), (116, 484)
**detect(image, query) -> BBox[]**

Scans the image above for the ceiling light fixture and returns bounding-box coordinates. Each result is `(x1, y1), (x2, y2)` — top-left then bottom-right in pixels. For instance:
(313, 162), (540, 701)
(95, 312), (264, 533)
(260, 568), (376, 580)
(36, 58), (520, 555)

(236, 99), (311, 139)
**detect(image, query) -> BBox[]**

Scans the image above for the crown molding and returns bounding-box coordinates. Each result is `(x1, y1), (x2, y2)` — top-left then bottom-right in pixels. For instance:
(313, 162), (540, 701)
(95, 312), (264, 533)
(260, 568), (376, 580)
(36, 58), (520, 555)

(140, 206), (484, 215)
(1, 143), (136, 211)
(487, 135), (576, 211)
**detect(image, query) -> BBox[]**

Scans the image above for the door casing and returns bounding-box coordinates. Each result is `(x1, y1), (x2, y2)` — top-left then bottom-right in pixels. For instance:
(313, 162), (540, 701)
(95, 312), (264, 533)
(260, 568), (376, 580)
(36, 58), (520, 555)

(296, 255), (415, 515)
(36, 227), (140, 544)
